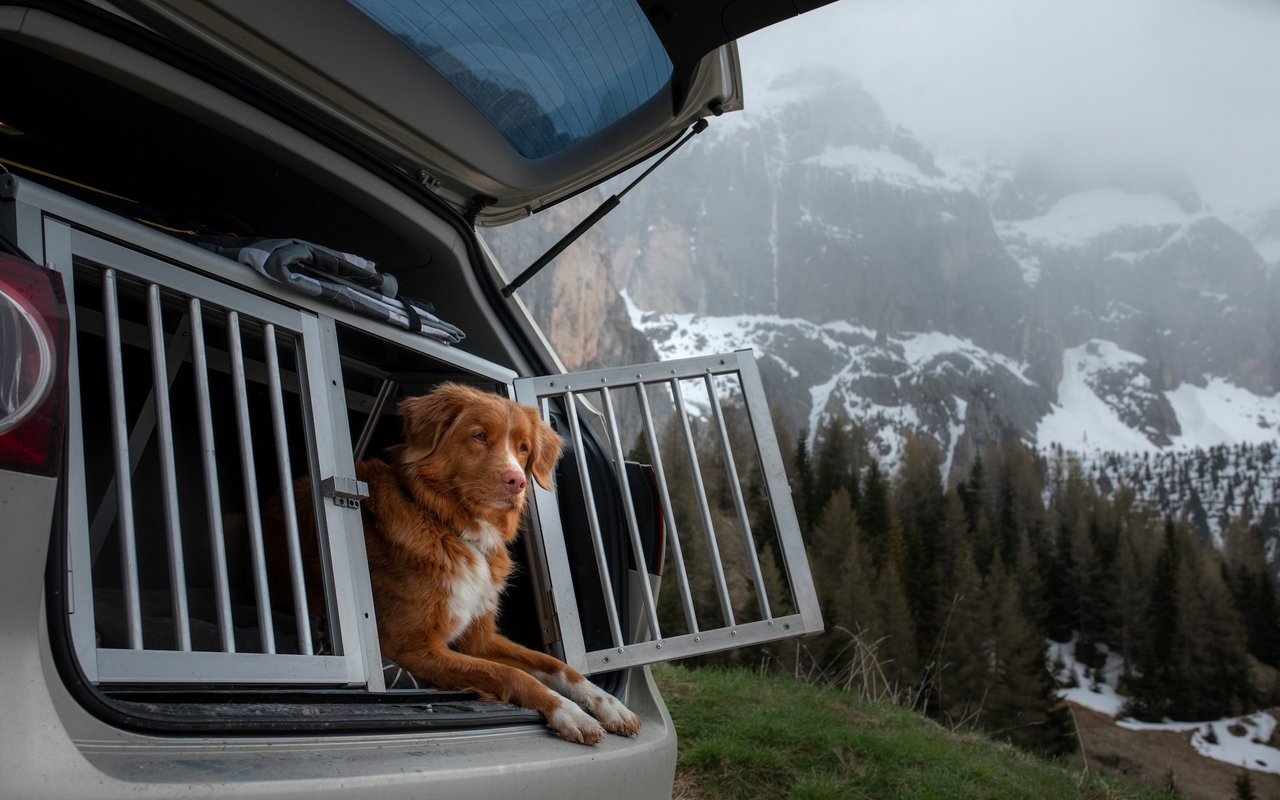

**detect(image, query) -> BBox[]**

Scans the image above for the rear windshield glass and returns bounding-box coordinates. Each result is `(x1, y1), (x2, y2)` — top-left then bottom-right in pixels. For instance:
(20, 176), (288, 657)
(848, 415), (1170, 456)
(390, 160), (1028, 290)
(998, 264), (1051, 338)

(348, 0), (674, 159)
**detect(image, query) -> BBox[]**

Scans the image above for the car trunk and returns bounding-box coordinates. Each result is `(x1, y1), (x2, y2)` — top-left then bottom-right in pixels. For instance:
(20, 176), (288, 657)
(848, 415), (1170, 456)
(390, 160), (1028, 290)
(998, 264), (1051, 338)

(2, 3), (821, 735)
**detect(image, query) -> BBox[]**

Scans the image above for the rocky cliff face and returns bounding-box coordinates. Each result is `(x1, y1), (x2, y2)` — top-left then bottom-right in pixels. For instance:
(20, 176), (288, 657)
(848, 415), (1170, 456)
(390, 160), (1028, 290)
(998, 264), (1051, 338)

(483, 193), (655, 372)
(608, 70), (1028, 356)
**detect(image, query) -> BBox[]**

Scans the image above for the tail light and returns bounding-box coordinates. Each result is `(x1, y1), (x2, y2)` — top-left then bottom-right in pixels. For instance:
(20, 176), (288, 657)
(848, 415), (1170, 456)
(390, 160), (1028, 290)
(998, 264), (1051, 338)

(0, 252), (69, 477)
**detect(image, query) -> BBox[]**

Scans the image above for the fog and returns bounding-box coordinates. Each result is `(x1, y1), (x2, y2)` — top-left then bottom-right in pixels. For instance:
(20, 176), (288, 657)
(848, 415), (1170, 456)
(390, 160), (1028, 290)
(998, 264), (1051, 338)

(738, 0), (1280, 215)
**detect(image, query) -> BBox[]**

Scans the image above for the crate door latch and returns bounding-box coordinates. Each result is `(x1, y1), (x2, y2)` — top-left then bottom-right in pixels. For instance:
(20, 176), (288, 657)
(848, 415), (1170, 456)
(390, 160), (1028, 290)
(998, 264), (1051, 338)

(320, 476), (369, 509)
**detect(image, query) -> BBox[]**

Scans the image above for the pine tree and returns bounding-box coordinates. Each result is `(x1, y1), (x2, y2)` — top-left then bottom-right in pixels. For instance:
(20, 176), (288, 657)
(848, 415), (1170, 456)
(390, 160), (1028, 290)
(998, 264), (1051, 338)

(936, 538), (988, 727)
(812, 415), (854, 517)
(860, 461), (891, 569)
(983, 556), (1075, 755)
(1179, 550), (1253, 719)
(1128, 519), (1187, 720)
(1235, 769), (1258, 800)
(894, 436), (950, 657)
(792, 429), (815, 534)
(810, 488), (860, 659)
(871, 557), (920, 692)
(834, 505), (879, 658)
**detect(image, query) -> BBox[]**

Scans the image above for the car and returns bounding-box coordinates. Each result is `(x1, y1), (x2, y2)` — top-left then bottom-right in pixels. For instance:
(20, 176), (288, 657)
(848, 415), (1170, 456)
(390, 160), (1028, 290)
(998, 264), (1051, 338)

(0, 1), (827, 797)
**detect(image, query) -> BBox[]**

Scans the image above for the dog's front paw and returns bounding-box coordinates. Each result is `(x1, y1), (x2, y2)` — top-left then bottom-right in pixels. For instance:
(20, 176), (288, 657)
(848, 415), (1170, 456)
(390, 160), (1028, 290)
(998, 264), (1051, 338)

(547, 698), (605, 745)
(587, 692), (641, 737)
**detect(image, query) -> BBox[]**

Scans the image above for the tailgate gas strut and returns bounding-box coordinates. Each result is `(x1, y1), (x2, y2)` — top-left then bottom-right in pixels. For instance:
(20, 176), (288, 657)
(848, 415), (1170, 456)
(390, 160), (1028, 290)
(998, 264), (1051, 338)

(500, 118), (709, 298)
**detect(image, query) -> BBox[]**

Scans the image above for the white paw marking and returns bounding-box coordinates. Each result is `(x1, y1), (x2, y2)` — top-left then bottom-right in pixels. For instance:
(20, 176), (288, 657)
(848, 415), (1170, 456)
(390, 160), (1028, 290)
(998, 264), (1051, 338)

(547, 696), (605, 745)
(534, 671), (641, 736)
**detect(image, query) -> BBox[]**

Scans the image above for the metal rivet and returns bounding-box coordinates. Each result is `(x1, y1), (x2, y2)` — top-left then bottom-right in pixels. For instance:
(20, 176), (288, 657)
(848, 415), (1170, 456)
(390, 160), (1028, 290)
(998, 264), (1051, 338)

(783, 623), (790, 630)
(694, 636), (701, 642)
(601, 377), (607, 383)
(731, 630), (737, 636)
(549, 380), (555, 386)
(655, 643), (662, 649)
(602, 656), (609, 663)
(768, 620), (774, 626)
(670, 369), (676, 374)
(618, 647), (625, 653)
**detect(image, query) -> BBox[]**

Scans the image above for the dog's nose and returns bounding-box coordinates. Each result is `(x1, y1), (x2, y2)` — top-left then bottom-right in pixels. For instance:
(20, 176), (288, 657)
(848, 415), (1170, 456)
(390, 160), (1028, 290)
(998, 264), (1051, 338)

(502, 470), (527, 495)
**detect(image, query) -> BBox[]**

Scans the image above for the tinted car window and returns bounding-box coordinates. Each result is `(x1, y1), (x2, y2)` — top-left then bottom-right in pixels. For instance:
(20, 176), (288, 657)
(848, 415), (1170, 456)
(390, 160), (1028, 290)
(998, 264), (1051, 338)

(349, 0), (674, 158)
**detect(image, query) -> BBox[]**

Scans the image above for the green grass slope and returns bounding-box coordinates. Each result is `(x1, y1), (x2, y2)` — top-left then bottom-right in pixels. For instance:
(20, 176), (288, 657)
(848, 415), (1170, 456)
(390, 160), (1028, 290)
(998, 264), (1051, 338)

(653, 664), (1169, 800)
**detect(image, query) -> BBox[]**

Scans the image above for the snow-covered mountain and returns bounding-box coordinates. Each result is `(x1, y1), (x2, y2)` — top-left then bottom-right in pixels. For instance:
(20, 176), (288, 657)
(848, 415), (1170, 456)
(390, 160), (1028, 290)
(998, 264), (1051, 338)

(485, 68), (1279, 535)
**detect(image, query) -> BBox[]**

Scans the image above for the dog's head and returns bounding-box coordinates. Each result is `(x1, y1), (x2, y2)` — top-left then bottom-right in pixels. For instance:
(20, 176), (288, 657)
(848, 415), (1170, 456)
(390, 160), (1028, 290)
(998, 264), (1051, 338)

(395, 383), (563, 515)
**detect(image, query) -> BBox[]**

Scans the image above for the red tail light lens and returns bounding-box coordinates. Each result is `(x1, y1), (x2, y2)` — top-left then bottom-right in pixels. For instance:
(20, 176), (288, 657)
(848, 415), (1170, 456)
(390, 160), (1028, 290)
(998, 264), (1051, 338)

(0, 253), (69, 477)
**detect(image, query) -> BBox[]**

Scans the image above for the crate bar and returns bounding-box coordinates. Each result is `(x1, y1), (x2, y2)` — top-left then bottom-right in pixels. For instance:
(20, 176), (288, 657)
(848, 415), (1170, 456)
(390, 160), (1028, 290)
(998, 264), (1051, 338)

(518, 353), (738, 396)
(597, 387), (662, 640)
(585, 614), (808, 673)
(670, 377), (736, 627)
(703, 373), (773, 621)
(228, 311), (276, 654)
(353, 377), (396, 463)
(188, 298), (235, 652)
(96, 649), (355, 684)
(634, 383), (698, 632)
(264, 324), (313, 656)
(562, 390), (625, 648)
(147, 284), (193, 651)
(101, 269), (143, 650)
(733, 352), (823, 631)
(88, 313), (191, 562)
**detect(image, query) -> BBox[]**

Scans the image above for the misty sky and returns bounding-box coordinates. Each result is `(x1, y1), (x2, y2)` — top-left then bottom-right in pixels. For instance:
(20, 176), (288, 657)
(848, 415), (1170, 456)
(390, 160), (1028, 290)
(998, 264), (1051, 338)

(737, 0), (1280, 216)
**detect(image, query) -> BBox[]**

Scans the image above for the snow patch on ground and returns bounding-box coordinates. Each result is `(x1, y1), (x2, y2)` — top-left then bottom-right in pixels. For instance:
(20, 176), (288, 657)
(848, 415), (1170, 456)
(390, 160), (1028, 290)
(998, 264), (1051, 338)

(1037, 340), (1280, 453)
(1007, 190), (1197, 248)
(1036, 342), (1159, 453)
(803, 145), (961, 193)
(897, 331), (1033, 386)
(1050, 637), (1280, 774)
(1167, 378), (1280, 448)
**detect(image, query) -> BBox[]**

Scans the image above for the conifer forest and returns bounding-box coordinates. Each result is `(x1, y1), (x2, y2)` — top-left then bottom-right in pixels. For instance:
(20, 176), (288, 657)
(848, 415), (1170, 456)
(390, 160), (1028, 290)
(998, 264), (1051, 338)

(634, 408), (1280, 757)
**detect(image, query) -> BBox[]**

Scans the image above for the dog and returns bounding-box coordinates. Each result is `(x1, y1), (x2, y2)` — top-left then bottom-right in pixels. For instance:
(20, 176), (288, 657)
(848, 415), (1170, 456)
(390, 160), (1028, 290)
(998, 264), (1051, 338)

(349, 383), (640, 744)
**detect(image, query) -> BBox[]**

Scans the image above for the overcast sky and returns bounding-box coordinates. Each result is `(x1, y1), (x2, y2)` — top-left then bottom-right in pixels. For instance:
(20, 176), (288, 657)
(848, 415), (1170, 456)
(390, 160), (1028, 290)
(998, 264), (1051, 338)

(737, 0), (1280, 215)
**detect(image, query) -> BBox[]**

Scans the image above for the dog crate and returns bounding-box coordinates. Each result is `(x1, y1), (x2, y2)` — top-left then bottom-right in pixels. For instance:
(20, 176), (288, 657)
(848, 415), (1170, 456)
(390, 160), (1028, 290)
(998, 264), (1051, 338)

(5, 174), (820, 700)
(516, 354), (822, 674)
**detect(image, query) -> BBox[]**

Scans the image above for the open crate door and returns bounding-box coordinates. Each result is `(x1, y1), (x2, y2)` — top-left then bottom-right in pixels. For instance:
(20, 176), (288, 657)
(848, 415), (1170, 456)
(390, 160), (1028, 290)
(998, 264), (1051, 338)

(514, 350), (822, 675)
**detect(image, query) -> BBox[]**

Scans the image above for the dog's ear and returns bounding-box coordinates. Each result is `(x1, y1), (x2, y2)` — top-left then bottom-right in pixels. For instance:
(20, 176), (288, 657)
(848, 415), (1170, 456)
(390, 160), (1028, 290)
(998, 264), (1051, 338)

(399, 384), (468, 456)
(527, 409), (564, 490)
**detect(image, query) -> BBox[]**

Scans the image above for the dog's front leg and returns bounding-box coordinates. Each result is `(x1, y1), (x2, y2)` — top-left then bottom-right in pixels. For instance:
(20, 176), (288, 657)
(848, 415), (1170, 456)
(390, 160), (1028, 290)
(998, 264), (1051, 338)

(458, 619), (641, 737)
(394, 642), (606, 744)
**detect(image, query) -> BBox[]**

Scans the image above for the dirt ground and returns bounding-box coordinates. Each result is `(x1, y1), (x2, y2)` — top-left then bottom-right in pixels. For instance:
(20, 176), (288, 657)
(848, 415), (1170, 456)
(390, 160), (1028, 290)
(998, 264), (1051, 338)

(1070, 703), (1280, 799)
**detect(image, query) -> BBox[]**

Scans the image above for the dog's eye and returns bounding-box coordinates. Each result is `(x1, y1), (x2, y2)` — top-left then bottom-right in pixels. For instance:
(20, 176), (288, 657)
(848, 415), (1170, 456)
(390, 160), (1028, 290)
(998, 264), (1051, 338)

(473, 432), (487, 443)
(519, 442), (530, 453)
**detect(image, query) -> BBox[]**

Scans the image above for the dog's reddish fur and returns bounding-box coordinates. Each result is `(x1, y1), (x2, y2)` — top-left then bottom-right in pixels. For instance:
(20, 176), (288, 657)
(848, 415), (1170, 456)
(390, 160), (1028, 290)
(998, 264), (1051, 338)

(353, 384), (639, 743)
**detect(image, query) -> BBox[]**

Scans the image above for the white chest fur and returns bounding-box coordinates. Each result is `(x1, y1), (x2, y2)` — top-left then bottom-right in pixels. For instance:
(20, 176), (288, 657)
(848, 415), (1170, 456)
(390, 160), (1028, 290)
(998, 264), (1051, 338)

(445, 522), (504, 642)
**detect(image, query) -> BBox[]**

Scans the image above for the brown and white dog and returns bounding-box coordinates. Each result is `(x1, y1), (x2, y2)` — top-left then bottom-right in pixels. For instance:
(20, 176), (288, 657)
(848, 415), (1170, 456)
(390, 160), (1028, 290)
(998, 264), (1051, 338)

(356, 383), (639, 744)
